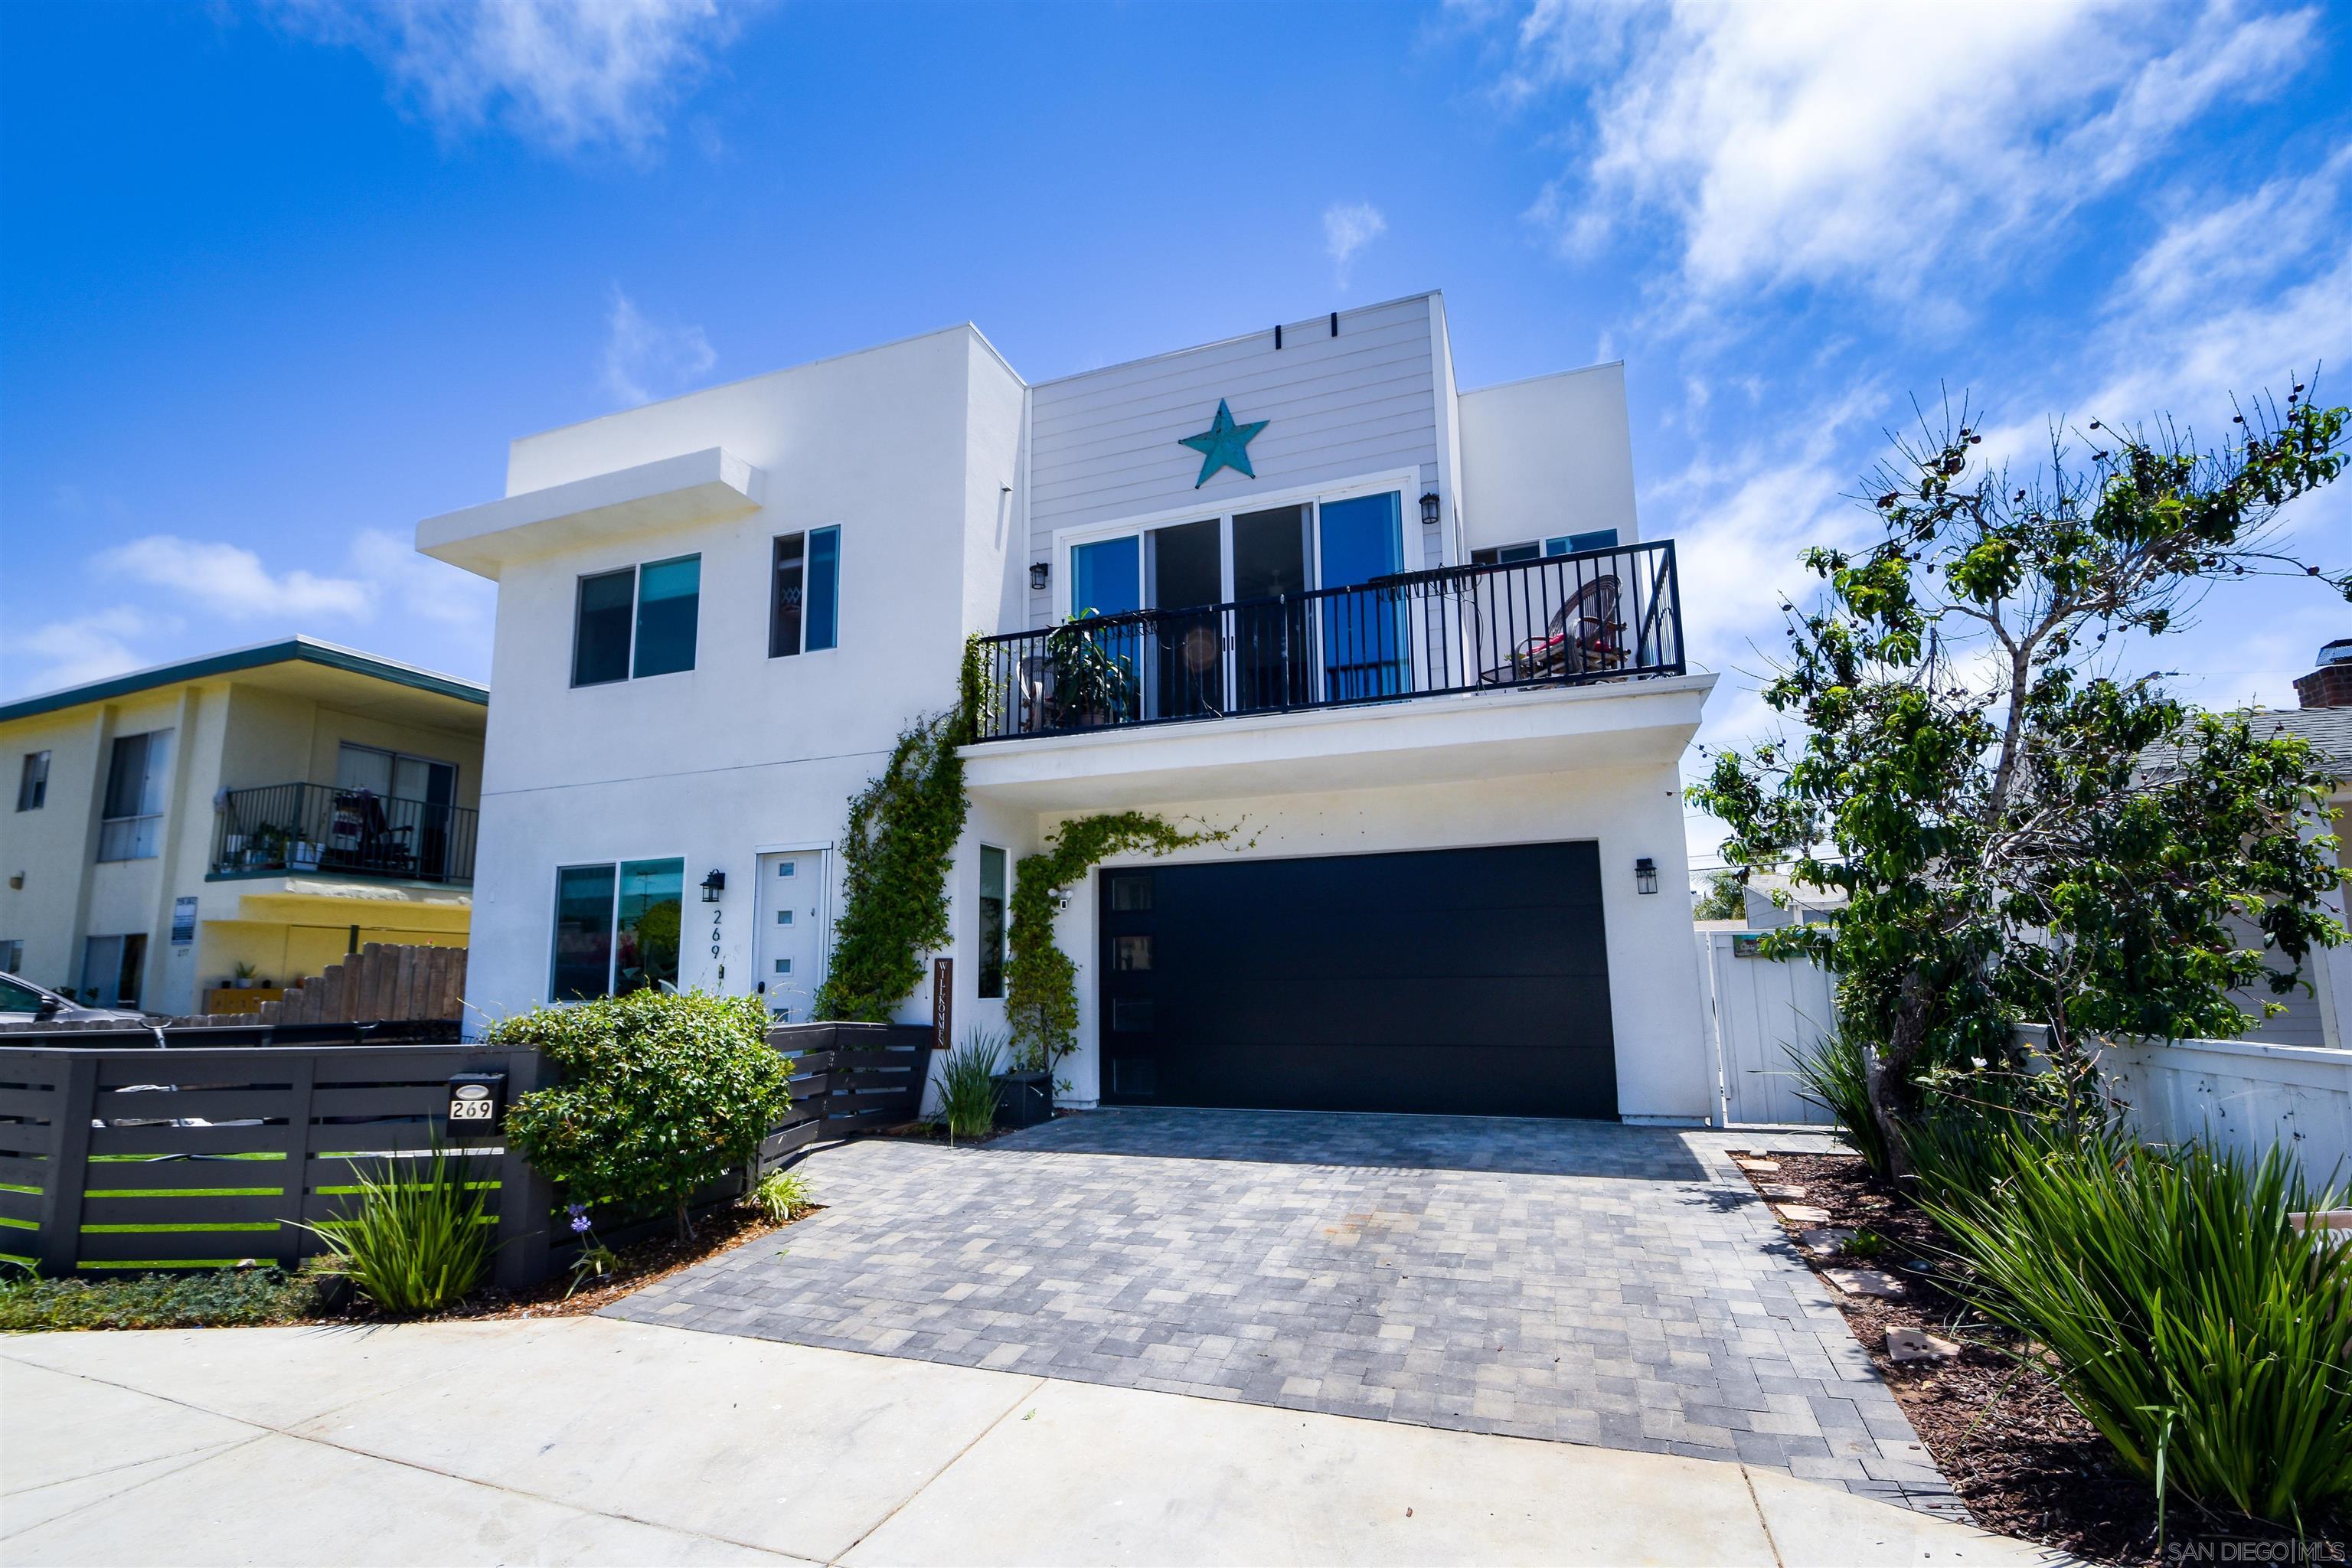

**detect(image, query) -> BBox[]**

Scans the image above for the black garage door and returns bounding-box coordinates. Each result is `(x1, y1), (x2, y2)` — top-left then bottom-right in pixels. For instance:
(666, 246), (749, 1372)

(1096, 842), (1617, 1119)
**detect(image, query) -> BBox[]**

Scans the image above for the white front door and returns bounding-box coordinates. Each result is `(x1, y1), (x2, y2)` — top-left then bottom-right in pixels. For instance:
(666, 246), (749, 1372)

(756, 851), (825, 1022)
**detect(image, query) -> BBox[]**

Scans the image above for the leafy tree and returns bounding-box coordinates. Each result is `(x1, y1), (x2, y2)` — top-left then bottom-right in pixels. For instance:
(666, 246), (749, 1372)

(494, 990), (794, 1240)
(1690, 387), (2350, 1168)
(1691, 869), (1747, 923)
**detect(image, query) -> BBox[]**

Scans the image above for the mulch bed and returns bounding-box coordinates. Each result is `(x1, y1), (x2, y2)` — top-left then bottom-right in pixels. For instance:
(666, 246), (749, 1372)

(310, 1200), (819, 1325)
(1738, 1148), (2345, 1566)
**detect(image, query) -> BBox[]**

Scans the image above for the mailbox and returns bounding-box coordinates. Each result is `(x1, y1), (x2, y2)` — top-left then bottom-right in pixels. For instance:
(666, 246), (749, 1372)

(446, 1072), (507, 1130)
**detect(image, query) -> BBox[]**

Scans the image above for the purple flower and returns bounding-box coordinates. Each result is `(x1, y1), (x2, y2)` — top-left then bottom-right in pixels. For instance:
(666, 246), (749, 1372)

(567, 1204), (592, 1235)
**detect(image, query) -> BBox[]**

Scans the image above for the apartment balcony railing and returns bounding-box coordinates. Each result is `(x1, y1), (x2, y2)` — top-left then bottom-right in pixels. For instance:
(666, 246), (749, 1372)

(210, 782), (478, 886)
(973, 537), (1686, 742)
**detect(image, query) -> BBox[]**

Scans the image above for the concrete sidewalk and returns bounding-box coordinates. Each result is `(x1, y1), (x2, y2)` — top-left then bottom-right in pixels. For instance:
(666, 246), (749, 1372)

(0, 1318), (2060, 1567)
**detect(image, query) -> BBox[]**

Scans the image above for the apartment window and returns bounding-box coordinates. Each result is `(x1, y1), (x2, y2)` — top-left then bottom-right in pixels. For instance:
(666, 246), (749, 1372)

(15, 751), (49, 812)
(1472, 530), (1619, 567)
(96, 729), (173, 861)
(550, 857), (684, 1000)
(80, 933), (147, 1009)
(572, 554), (702, 687)
(976, 845), (1007, 999)
(770, 527), (841, 657)
(0, 939), (23, 975)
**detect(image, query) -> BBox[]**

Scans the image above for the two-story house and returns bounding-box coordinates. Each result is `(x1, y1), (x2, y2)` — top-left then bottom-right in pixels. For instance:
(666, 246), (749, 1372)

(420, 292), (1720, 1122)
(0, 639), (485, 1015)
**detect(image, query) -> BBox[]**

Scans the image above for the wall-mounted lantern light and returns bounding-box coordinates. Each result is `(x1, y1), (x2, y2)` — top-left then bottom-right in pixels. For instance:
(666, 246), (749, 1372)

(1419, 492), (1442, 528)
(1029, 560), (1051, 593)
(1635, 857), (1658, 895)
(701, 870), (727, 903)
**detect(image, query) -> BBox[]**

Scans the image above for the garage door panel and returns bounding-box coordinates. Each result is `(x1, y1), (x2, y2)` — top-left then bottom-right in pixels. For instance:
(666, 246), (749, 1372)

(1158, 907), (1609, 982)
(1100, 842), (1617, 1119)
(1158, 977), (1613, 1048)
(1136, 1042), (1616, 1119)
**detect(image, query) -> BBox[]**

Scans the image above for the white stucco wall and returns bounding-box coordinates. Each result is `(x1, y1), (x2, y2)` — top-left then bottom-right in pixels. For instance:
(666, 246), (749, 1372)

(1456, 363), (1640, 554)
(457, 325), (1032, 1028)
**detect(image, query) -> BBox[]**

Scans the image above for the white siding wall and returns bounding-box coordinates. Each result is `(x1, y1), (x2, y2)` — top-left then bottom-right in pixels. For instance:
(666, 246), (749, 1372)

(1025, 293), (1444, 629)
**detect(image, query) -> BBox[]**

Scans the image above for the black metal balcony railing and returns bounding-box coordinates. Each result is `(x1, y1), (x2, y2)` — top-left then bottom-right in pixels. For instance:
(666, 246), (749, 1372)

(210, 782), (478, 885)
(974, 538), (1685, 741)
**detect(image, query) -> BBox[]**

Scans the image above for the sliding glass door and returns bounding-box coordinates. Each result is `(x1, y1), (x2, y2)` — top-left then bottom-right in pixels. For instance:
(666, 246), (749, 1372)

(1315, 492), (1405, 700)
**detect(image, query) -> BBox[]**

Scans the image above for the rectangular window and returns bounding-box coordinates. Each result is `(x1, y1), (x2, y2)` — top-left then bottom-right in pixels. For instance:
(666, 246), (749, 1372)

(97, 729), (172, 861)
(632, 556), (700, 678)
(573, 555), (701, 687)
(15, 751), (49, 812)
(549, 857), (685, 1001)
(1472, 542), (1542, 567)
(0, 939), (23, 974)
(1114, 935), (1152, 972)
(573, 570), (635, 686)
(1071, 534), (1142, 619)
(977, 845), (1007, 999)
(80, 933), (146, 1008)
(1108, 873), (1152, 912)
(771, 527), (841, 657)
(1544, 529), (1620, 556)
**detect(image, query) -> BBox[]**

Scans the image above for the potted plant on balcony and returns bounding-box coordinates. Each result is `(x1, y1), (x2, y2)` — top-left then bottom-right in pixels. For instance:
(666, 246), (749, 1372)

(290, 837), (322, 871)
(1047, 610), (1138, 729)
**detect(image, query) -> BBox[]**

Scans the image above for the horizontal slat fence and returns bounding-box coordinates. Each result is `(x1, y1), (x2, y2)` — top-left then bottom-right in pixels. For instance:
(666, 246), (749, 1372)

(0, 1019), (934, 1282)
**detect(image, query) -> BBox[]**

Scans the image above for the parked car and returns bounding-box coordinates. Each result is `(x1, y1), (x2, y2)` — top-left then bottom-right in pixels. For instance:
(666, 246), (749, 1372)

(0, 972), (147, 1025)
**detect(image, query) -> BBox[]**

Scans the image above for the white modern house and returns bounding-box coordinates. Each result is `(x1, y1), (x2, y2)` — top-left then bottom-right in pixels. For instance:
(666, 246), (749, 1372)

(420, 292), (1719, 1122)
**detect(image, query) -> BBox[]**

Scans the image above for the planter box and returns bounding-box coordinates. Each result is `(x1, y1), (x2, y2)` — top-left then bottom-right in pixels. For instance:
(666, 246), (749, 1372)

(993, 1070), (1051, 1129)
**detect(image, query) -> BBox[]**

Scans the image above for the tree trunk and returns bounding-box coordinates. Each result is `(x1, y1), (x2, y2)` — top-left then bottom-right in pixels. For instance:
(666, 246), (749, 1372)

(674, 1197), (694, 1243)
(1867, 966), (1932, 1181)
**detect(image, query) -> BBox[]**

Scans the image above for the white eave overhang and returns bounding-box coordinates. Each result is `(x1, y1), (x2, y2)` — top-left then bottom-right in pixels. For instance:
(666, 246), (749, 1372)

(416, 448), (766, 580)
(960, 670), (1717, 811)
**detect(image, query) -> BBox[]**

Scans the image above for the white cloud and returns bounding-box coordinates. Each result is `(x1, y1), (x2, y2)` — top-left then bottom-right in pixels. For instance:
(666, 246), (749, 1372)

(600, 284), (717, 407)
(271, 0), (740, 155)
(1502, 1), (2313, 308)
(348, 528), (497, 629)
(93, 537), (376, 622)
(7, 609), (169, 694)
(1321, 202), (1387, 290)
(2114, 146), (2352, 321)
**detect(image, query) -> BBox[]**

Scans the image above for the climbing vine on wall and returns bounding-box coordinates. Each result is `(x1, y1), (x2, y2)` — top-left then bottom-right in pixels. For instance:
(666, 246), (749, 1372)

(815, 637), (990, 1022)
(1004, 812), (1234, 1070)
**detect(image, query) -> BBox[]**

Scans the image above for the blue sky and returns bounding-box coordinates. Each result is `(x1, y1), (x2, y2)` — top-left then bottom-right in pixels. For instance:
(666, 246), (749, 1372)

(4, 1), (2348, 866)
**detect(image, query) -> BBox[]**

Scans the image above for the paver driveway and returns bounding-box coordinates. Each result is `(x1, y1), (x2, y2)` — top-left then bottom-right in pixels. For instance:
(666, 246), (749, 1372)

(607, 1109), (1958, 1517)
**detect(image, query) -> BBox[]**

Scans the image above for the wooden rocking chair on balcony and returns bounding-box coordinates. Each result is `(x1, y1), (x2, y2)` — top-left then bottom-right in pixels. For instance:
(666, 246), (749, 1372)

(1480, 573), (1627, 684)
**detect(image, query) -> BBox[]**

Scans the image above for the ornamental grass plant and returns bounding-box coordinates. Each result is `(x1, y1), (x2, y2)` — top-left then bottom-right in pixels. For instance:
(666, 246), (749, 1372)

(305, 1148), (494, 1316)
(1916, 1119), (2352, 1531)
(937, 1031), (1003, 1144)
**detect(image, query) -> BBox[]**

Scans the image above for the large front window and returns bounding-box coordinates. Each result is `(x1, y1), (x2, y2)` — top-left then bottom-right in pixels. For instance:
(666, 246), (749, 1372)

(550, 857), (684, 1000)
(572, 555), (701, 687)
(97, 729), (172, 861)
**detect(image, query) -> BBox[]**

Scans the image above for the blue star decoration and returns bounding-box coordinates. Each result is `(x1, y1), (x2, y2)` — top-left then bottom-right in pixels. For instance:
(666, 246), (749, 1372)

(1178, 398), (1269, 488)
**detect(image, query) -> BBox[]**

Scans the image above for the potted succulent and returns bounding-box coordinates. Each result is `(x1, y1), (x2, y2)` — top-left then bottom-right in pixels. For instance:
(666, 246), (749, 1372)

(231, 960), (260, 989)
(994, 1033), (1053, 1130)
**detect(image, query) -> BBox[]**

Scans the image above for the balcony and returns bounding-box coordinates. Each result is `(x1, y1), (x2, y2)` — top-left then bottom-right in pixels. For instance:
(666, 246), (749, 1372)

(210, 782), (477, 886)
(973, 539), (1686, 743)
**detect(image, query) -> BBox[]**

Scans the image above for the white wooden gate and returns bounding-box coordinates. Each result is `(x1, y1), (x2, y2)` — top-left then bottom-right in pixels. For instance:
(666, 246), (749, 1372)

(1697, 930), (1838, 1127)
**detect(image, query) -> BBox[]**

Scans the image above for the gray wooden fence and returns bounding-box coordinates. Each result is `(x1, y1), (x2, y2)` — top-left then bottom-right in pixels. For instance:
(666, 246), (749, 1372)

(0, 1021), (933, 1283)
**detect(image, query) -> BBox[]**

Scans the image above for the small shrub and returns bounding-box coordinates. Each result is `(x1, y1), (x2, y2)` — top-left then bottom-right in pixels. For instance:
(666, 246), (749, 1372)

(752, 1168), (815, 1223)
(938, 1031), (1003, 1143)
(1787, 1034), (1890, 1176)
(0, 1265), (320, 1331)
(1840, 1229), (1889, 1260)
(492, 990), (794, 1240)
(1921, 1122), (2352, 1529)
(305, 1148), (493, 1316)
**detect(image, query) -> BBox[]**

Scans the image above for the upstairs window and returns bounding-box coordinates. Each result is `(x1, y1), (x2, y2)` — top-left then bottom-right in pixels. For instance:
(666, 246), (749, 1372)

(15, 751), (49, 812)
(1472, 530), (1618, 567)
(770, 527), (841, 657)
(97, 729), (172, 861)
(573, 555), (701, 687)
